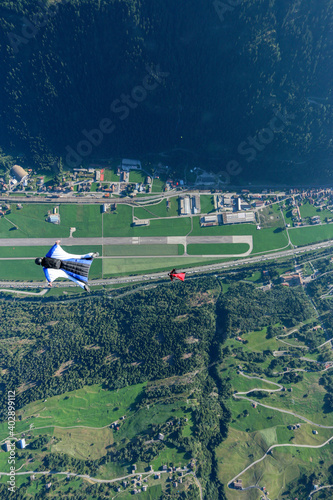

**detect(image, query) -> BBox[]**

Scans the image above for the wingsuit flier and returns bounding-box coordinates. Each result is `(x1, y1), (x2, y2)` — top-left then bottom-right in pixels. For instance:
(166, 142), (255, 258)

(168, 268), (186, 282)
(35, 240), (98, 292)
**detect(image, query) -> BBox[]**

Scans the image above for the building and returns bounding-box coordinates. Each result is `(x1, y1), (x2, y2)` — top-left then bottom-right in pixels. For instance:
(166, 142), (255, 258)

(200, 215), (218, 227)
(4, 440), (11, 452)
(280, 273), (303, 287)
(120, 171), (130, 182)
(184, 197), (191, 215)
(18, 438), (26, 449)
(233, 479), (243, 490)
(223, 212), (255, 224)
(121, 159), (142, 171)
(11, 165), (28, 182)
(132, 219), (150, 226)
(191, 195), (200, 214)
(48, 214), (60, 224)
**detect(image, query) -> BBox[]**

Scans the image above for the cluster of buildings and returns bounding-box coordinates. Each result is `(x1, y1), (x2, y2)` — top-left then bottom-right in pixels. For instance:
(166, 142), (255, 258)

(200, 194), (258, 227)
(178, 195), (200, 215)
(3, 438), (26, 452)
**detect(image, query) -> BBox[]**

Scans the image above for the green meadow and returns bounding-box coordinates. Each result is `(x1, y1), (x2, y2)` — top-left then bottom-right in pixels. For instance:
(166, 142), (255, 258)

(232, 443), (333, 500)
(290, 223), (333, 246)
(103, 244), (182, 256)
(0, 383), (146, 442)
(0, 256), (102, 280)
(0, 245), (102, 258)
(134, 197), (179, 218)
(199, 195), (215, 214)
(300, 201), (333, 223)
(102, 256), (220, 276)
(187, 243), (249, 255)
(189, 217), (290, 254)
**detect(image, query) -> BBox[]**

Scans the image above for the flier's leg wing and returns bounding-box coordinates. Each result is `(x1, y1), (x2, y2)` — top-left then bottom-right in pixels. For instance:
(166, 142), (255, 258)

(43, 268), (85, 289)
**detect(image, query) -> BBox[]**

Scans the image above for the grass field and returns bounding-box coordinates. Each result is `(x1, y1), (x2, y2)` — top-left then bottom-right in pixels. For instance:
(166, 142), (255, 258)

(0, 204), (103, 239)
(200, 195), (215, 214)
(102, 256), (221, 276)
(228, 442), (333, 499)
(300, 201), (333, 223)
(187, 243), (249, 255)
(0, 204), (71, 239)
(0, 256), (102, 280)
(61, 205), (102, 237)
(151, 178), (164, 193)
(52, 426), (114, 460)
(103, 244), (183, 256)
(134, 198), (179, 219)
(258, 371), (333, 426)
(103, 167), (120, 182)
(129, 170), (146, 183)
(0, 245), (102, 258)
(241, 327), (282, 352)
(190, 217), (289, 254)
(0, 383), (146, 442)
(290, 223), (333, 246)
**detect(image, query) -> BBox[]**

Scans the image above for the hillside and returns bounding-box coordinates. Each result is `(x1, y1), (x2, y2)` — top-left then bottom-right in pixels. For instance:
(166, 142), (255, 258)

(0, 0), (332, 183)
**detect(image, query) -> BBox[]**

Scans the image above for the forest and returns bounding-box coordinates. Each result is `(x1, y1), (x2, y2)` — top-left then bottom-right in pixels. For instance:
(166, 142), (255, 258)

(0, 275), (322, 498)
(0, 0), (332, 184)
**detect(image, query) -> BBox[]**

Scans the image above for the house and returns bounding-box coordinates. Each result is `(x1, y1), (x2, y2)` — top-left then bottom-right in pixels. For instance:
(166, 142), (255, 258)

(233, 479), (243, 490)
(18, 438), (26, 449)
(120, 171), (130, 182)
(312, 430), (318, 435)
(158, 433), (164, 441)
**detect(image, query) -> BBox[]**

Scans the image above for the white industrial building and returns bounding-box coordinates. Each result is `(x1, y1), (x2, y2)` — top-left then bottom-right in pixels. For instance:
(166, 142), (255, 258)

(223, 212), (255, 224)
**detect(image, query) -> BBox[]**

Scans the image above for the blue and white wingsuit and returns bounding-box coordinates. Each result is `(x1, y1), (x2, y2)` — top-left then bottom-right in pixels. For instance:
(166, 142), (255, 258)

(38, 242), (97, 289)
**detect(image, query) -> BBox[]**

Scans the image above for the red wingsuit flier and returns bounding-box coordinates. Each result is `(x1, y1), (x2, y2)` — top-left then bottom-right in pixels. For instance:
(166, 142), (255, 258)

(168, 268), (186, 282)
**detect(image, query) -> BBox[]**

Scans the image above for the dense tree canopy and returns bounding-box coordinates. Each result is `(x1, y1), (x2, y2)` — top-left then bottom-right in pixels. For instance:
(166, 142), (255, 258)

(0, 0), (332, 182)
